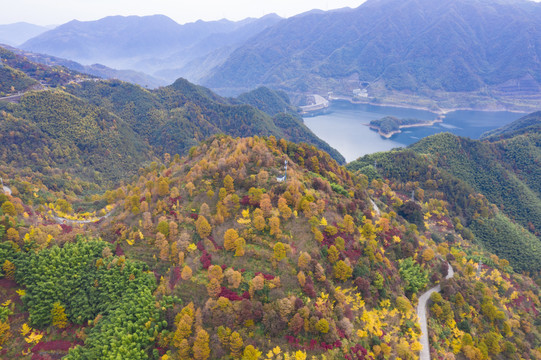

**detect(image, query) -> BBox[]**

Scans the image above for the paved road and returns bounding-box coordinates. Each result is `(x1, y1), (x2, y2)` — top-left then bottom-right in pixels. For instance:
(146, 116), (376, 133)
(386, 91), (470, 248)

(417, 262), (454, 360)
(2, 186), (11, 196)
(0, 93), (24, 103)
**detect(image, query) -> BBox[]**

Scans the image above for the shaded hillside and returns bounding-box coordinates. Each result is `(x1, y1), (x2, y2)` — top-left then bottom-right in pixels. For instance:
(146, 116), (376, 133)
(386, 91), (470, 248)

(481, 111), (541, 140)
(204, 0), (541, 105)
(0, 136), (539, 359)
(65, 78), (345, 163)
(0, 90), (154, 185)
(2, 44), (165, 88)
(20, 15), (282, 84)
(237, 87), (297, 116)
(347, 133), (541, 273)
(410, 132), (541, 237)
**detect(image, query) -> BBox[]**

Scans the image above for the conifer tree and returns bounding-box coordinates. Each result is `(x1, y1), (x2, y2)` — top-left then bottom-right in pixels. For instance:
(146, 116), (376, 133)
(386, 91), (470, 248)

(51, 302), (68, 329)
(193, 329), (210, 360)
(196, 215), (212, 239)
(224, 229), (239, 251)
(181, 265), (193, 280)
(224, 175), (235, 194)
(229, 331), (244, 359)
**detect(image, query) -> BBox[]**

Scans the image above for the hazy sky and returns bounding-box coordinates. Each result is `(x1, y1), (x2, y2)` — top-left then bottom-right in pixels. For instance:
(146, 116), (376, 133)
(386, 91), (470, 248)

(2, 0), (368, 26)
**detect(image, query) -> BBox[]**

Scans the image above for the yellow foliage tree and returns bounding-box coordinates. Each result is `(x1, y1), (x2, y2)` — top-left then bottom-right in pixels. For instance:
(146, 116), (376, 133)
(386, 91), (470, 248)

(207, 278), (222, 298)
(327, 245), (339, 263)
(51, 302), (68, 329)
(422, 248), (435, 262)
(224, 229), (239, 251)
(259, 195), (272, 218)
(242, 345), (262, 360)
(253, 215), (266, 231)
(277, 196), (291, 218)
(224, 175), (235, 194)
(157, 178), (170, 197)
(208, 265), (224, 282)
(173, 313), (193, 348)
(225, 269), (242, 289)
(273, 242), (286, 261)
(6, 228), (18, 242)
(181, 265), (192, 280)
(269, 216), (281, 238)
(0, 319), (10, 346)
(234, 238), (245, 257)
(196, 216), (212, 239)
(298, 252), (311, 269)
(230, 331), (244, 359)
(316, 318), (329, 333)
(2, 260), (15, 280)
(193, 329), (211, 360)
(333, 260), (353, 281)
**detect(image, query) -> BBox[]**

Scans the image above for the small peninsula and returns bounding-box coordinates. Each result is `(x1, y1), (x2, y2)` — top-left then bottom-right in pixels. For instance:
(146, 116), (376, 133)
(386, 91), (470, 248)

(369, 115), (443, 138)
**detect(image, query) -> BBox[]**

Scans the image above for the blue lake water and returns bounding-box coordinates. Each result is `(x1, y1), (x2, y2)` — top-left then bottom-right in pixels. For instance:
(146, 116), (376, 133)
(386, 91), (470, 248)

(303, 100), (525, 162)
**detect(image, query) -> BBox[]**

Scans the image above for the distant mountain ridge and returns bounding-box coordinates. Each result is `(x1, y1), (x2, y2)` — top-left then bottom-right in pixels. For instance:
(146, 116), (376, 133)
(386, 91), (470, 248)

(20, 14), (282, 84)
(2, 44), (165, 88)
(0, 22), (52, 46)
(203, 0), (541, 110)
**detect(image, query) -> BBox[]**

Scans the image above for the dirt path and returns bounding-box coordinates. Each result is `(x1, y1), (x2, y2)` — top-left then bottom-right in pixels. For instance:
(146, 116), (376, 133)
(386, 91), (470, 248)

(417, 262), (454, 360)
(370, 198), (381, 216)
(51, 210), (113, 224)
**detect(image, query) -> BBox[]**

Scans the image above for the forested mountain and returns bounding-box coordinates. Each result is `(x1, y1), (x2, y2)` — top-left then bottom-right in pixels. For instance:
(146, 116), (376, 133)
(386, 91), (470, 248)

(0, 47), (343, 190)
(2, 45), (165, 88)
(203, 0), (541, 110)
(347, 127), (541, 274)
(20, 14), (282, 84)
(0, 13), (539, 360)
(0, 135), (539, 359)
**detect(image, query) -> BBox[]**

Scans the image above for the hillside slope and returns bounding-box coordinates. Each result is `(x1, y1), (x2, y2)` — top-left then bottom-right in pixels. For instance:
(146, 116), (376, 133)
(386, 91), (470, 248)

(0, 136), (539, 359)
(348, 130), (541, 273)
(0, 47), (344, 191)
(203, 0), (541, 109)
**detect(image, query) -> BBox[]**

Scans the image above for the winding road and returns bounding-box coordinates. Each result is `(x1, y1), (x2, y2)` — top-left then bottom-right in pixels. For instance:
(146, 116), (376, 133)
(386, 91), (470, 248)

(417, 261), (455, 360)
(51, 210), (113, 225)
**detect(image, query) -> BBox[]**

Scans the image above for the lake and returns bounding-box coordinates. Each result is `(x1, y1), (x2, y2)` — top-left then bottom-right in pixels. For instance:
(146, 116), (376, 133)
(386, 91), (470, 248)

(303, 100), (525, 162)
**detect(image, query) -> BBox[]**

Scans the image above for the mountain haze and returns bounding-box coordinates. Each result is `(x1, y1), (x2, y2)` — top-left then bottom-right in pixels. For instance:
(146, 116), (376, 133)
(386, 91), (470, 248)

(203, 0), (541, 109)
(0, 47), (343, 188)
(0, 22), (51, 46)
(21, 14), (282, 84)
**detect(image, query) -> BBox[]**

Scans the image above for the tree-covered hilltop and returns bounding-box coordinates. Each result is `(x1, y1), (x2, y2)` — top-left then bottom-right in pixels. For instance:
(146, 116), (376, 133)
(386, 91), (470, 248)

(236, 87), (345, 162)
(347, 130), (541, 274)
(0, 46), (343, 192)
(65, 78), (345, 163)
(0, 46), (83, 96)
(410, 132), (541, 238)
(0, 135), (539, 359)
(369, 116), (434, 137)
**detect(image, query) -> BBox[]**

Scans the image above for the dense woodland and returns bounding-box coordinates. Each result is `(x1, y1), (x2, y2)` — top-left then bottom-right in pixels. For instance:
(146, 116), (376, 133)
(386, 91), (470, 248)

(347, 130), (541, 275)
(0, 46), (343, 187)
(0, 43), (539, 360)
(0, 135), (539, 359)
